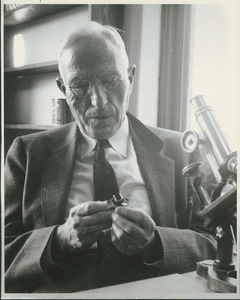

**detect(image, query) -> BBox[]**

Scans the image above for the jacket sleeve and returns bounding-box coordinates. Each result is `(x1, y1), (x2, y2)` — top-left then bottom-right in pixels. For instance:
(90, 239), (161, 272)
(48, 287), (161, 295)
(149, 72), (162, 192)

(155, 226), (217, 275)
(163, 139), (217, 274)
(4, 138), (57, 292)
(147, 127), (217, 274)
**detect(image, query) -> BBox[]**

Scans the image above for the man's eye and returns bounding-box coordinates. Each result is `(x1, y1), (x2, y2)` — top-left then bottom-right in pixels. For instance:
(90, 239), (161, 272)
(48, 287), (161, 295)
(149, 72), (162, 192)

(102, 79), (119, 90)
(72, 84), (89, 96)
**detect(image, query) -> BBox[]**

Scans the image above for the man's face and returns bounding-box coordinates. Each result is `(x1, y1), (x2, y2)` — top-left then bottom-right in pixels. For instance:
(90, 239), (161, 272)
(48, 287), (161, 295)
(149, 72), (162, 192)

(59, 38), (135, 140)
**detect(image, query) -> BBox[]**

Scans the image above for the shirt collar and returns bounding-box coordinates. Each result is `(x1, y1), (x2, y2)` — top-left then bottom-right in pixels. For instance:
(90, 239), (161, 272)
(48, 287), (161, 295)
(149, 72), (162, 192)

(108, 117), (129, 158)
(78, 117), (129, 159)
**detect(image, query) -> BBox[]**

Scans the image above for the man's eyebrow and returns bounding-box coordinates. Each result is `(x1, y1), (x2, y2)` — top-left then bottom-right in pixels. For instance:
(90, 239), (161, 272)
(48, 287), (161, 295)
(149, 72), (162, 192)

(68, 72), (120, 84)
(101, 74), (119, 80)
(98, 69), (123, 78)
(67, 73), (86, 85)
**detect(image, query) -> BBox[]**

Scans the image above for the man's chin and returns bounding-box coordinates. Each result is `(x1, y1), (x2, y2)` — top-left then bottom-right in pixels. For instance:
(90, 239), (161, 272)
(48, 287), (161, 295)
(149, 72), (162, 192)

(84, 118), (119, 139)
(86, 126), (118, 140)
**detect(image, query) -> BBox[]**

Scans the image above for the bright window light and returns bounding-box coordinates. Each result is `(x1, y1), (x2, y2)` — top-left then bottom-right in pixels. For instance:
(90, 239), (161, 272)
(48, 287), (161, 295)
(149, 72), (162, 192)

(188, 5), (240, 151)
(13, 34), (25, 68)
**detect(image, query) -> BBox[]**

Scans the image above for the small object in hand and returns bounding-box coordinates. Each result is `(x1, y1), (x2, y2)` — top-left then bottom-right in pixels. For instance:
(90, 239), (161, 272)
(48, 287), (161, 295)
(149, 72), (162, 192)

(111, 193), (129, 207)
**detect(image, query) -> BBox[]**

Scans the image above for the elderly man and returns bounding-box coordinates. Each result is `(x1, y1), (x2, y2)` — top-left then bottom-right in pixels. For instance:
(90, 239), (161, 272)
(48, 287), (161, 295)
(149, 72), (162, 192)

(5, 21), (216, 293)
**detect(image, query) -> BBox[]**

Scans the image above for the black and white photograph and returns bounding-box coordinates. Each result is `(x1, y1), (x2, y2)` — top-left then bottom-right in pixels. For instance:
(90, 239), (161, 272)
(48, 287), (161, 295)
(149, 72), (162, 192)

(1, 0), (239, 299)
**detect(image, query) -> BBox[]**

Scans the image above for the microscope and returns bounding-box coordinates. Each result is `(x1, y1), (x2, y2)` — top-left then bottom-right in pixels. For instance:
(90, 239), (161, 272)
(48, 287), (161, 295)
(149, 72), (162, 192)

(181, 95), (237, 293)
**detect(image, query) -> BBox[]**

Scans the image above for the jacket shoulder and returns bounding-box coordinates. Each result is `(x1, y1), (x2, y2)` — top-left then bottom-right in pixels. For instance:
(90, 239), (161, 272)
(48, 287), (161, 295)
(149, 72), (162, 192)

(148, 125), (182, 140)
(147, 125), (191, 177)
(6, 122), (78, 160)
(148, 126), (183, 153)
(18, 122), (75, 144)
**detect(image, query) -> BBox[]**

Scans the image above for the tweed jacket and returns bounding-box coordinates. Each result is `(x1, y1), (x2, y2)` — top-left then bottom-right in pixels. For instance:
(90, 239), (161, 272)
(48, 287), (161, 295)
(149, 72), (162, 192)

(4, 113), (217, 293)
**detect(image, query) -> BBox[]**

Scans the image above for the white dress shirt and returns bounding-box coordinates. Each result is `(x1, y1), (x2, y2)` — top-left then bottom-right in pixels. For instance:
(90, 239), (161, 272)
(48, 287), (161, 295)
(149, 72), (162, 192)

(67, 117), (152, 218)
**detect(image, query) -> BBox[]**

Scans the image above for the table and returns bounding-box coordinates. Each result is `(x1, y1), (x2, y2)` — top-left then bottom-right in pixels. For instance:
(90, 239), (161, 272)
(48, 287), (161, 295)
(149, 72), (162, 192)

(70, 271), (239, 299)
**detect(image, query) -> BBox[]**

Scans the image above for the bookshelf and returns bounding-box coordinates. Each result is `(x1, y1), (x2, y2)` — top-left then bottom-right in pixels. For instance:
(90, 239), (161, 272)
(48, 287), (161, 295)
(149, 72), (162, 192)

(4, 4), (79, 27)
(5, 124), (54, 130)
(5, 61), (58, 77)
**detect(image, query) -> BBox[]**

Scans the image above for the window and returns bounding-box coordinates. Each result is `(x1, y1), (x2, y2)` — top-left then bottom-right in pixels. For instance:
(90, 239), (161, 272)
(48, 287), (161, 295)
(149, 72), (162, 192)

(188, 4), (240, 151)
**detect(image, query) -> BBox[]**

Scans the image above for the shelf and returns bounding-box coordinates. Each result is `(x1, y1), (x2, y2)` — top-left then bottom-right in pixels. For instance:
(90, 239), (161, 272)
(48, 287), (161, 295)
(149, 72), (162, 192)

(4, 60), (59, 77)
(4, 4), (80, 27)
(5, 124), (55, 131)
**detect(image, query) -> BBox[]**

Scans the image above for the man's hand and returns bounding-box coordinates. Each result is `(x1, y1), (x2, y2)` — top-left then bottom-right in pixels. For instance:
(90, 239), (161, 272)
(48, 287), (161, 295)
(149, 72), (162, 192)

(52, 201), (114, 259)
(111, 207), (157, 257)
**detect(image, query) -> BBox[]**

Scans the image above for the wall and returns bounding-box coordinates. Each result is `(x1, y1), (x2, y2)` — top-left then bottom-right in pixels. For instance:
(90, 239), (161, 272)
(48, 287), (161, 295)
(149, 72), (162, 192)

(4, 5), (88, 125)
(5, 5), (88, 67)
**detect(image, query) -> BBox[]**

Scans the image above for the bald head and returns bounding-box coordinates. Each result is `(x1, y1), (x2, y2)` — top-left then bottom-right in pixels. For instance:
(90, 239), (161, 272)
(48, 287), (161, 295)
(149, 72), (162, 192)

(58, 21), (129, 76)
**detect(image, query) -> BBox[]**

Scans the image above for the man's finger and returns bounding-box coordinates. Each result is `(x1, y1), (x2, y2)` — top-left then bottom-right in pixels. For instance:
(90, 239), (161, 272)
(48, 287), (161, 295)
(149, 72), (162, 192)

(74, 210), (113, 226)
(114, 207), (156, 231)
(112, 222), (136, 244)
(111, 212), (144, 240)
(75, 221), (112, 234)
(70, 200), (114, 217)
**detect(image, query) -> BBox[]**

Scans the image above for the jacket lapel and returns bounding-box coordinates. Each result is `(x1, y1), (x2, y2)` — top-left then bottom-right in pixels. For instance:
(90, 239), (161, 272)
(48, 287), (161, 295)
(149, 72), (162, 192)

(128, 113), (177, 227)
(41, 123), (79, 226)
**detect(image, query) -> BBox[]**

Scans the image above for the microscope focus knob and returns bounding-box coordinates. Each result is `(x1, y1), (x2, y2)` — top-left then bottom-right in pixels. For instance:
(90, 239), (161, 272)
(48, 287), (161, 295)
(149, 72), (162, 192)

(181, 130), (199, 153)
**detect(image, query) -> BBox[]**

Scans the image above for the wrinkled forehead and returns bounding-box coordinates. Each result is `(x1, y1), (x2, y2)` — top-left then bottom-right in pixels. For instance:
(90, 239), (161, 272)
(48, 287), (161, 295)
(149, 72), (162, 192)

(59, 37), (126, 77)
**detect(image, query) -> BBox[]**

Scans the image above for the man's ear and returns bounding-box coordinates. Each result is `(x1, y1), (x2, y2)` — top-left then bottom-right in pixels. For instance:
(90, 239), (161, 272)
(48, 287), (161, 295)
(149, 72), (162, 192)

(56, 76), (66, 95)
(128, 65), (136, 85)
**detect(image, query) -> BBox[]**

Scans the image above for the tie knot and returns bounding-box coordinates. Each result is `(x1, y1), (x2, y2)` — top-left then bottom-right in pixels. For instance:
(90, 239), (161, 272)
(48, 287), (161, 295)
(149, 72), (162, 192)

(97, 140), (110, 150)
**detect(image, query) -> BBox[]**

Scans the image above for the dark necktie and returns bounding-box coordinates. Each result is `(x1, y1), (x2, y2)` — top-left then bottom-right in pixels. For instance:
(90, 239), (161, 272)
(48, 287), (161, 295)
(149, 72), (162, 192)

(93, 140), (119, 201)
(93, 140), (129, 286)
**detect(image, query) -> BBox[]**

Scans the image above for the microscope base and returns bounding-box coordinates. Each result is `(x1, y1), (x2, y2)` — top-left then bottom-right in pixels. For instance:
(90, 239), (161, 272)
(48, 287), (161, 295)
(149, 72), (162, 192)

(197, 260), (237, 293)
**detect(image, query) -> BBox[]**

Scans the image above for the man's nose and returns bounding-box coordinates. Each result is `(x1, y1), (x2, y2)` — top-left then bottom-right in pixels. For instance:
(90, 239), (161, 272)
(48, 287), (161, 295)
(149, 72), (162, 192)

(90, 84), (108, 109)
